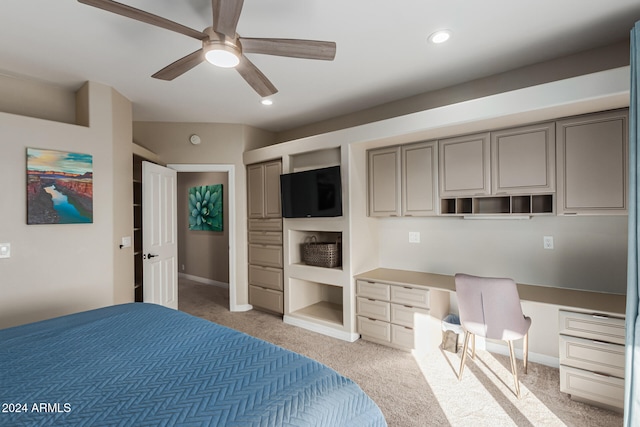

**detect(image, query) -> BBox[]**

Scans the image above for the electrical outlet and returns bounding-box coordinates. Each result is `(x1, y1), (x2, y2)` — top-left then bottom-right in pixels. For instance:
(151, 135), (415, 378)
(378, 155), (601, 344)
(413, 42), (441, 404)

(543, 236), (554, 250)
(0, 243), (10, 259)
(181, 264), (185, 271)
(409, 232), (420, 243)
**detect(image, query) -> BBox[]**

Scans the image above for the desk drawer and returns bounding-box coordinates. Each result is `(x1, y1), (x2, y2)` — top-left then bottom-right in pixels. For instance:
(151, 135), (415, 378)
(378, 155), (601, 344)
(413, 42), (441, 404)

(390, 286), (429, 308)
(391, 324), (415, 350)
(358, 316), (391, 343)
(357, 297), (390, 322)
(559, 335), (625, 378)
(391, 303), (429, 328)
(560, 365), (624, 410)
(357, 280), (391, 301)
(559, 310), (625, 345)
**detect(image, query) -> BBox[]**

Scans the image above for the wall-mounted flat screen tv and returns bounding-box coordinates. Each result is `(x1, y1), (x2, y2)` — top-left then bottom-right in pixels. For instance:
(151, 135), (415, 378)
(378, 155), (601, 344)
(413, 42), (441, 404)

(280, 165), (342, 218)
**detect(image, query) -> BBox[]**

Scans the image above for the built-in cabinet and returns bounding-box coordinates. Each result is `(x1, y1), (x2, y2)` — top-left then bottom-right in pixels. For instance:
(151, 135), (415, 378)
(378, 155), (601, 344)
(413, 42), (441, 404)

(247, 160), (282, 219)
(556, 109), (628, 215)
(367, 109), (628, 218)
(439, 132), (491, 197)
(559, 309), (625, 412)
(368, 141), (438, 217)
(491, 121), (555, 194)
(247, 160), (284, 314)
(356, 278), (449, 352)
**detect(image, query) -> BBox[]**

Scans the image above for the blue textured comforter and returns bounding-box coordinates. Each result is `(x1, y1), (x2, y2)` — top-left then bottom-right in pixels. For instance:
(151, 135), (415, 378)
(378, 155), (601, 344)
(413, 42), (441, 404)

(0, 303), (386, 426)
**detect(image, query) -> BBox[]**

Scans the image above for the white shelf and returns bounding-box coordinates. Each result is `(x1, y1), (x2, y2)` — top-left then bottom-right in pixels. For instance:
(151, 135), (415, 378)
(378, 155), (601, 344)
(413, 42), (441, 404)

(291, 301), (343, 327)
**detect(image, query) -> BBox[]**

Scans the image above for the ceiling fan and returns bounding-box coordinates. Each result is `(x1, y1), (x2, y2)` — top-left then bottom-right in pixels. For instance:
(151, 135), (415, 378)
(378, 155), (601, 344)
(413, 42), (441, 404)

(77, 0), (336, 97)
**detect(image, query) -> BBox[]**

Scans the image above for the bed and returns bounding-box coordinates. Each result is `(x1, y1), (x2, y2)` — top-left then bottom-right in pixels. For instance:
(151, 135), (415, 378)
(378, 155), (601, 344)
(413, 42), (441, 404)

(0, 303), (386, 426)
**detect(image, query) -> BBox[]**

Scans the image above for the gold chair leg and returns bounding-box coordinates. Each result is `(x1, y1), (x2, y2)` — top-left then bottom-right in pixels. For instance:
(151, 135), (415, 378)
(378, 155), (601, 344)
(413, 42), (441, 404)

(523, 332), (529, 375)
(458, 331), (471, 380)
(471, 333), (476, 359)
(507, 340), (521, 399)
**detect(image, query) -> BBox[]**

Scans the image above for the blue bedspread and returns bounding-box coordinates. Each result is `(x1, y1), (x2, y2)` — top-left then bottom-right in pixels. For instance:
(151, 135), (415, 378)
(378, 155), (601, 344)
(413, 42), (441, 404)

(0, 303), (386, 426)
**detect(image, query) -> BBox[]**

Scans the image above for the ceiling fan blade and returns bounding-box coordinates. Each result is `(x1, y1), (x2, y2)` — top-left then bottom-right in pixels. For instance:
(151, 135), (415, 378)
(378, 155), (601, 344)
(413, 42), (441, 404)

(78, 0), (207, 40)
(152, 50), (205, 81)
(236, 56), (278, 97)
(240, 38), (336, 60)
(212, 0), (244, 39)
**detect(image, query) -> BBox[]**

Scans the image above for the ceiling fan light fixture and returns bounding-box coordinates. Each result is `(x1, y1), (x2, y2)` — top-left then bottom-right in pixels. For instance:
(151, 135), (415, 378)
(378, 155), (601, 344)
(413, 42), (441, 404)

(261, 99), (273, 106)
(204, 43), (241, 68)
(429, 29), (452, 44)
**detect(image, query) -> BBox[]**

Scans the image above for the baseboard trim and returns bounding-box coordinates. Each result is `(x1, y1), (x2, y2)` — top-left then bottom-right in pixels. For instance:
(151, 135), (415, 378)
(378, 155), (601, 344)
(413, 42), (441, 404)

(485, 341), (559, 368)
(179, 273), (229, 289)
(283, 315), (359, 342)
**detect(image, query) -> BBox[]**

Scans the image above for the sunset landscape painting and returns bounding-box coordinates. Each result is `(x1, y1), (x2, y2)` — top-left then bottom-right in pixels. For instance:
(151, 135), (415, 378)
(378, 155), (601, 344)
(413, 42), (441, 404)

(27, 148), (93, 224)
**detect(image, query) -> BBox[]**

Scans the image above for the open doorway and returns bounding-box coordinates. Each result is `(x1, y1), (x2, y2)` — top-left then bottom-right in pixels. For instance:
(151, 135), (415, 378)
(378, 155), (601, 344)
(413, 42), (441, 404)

(168, 164), (239, 311)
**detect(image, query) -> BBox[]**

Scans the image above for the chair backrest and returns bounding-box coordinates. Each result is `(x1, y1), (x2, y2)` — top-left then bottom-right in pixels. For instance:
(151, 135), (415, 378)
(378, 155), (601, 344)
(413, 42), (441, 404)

(454, 273), (530, 341)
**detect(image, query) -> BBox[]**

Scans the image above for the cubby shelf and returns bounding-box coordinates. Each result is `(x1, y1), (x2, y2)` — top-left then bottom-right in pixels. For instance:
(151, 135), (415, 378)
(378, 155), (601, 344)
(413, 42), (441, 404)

(290, 301), (343, 327)
(440, 194), (554, 216)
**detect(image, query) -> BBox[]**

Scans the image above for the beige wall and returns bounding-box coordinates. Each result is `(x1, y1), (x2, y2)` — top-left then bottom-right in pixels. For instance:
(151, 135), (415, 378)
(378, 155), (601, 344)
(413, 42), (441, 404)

(177, 171), (229, 284)
(0, 80), (133, 328)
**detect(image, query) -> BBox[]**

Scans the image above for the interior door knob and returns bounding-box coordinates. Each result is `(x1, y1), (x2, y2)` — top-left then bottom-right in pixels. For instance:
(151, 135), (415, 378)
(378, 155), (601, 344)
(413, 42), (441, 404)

(147, 253), (159, 259)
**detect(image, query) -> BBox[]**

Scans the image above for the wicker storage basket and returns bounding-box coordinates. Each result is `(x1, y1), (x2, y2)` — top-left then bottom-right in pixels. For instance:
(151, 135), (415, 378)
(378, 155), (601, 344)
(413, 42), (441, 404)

(302, 236), (341, 268)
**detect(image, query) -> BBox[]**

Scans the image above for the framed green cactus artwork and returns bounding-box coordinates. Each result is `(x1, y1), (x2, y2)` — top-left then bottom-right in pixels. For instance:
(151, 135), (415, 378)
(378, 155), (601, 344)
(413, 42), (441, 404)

(188, 184), (223, 231)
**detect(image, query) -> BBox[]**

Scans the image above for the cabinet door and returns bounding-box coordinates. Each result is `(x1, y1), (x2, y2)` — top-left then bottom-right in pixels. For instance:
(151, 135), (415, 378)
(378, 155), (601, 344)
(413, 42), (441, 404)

(264, 161), (282, 218)
(247, 160), (282, 218)
(402, 141), (438, 216)
(491, 122), (555, 194)
(439, 132), (491, 197)
(556, 109), (628, 215)
(247, 163), (265, 218)
(368, 146), (401, 216)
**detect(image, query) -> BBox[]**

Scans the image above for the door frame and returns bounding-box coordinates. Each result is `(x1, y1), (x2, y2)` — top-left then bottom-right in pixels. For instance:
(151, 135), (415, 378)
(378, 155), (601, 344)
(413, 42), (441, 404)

(168, 163), (246, 312)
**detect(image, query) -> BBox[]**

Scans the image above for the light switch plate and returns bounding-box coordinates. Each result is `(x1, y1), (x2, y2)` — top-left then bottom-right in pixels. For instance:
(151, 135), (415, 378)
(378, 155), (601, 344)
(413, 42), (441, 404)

(121, 236), (132, 248)
(0, 243), (11, 258)
(409, 232), (421, 243)
(543, 236), (554, 250)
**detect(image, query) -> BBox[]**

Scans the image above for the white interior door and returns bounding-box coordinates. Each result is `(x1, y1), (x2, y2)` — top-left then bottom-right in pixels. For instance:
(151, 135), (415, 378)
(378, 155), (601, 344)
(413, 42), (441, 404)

(143, 161), (178, 309)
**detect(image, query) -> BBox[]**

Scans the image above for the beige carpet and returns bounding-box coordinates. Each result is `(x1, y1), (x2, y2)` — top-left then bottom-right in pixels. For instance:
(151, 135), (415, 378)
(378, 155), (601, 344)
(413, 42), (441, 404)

(178, 279), (623, 427)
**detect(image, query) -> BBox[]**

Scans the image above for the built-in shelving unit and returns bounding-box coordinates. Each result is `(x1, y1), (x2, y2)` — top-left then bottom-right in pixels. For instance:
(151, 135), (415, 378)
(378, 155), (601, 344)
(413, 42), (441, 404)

(132, 155), (144, 302)
(440, 194), (554, 216)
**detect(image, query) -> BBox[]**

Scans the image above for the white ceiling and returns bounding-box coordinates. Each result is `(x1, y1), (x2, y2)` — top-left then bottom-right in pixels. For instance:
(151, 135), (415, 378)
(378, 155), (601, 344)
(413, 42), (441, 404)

(1, 0), (639, 132)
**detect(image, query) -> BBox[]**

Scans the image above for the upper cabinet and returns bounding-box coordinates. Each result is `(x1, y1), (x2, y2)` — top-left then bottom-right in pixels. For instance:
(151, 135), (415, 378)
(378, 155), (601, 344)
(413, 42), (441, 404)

(439, 132), (491, 197)
(368, 141), (438, 217)
(491, 122), (555, 195)
(368, 146), (401, 216)
(402, 141), (438, 216)
(556, 109), (628, 215)
(248, 160), (282, 219)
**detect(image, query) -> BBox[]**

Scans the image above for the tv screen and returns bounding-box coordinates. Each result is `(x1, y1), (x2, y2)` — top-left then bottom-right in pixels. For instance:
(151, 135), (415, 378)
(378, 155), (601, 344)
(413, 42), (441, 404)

(280, 166), (342, 218)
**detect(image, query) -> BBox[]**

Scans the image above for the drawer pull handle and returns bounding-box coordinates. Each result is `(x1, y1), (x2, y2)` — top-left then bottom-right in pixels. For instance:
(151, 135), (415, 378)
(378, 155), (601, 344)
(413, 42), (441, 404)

(592, 314), (610, 319)
(368, 318), (377, 322)
(592, 340), (612, 346)
(403, 286), (412, 290)
(404, 305), (412, 308)
(592, 372), (612, 378)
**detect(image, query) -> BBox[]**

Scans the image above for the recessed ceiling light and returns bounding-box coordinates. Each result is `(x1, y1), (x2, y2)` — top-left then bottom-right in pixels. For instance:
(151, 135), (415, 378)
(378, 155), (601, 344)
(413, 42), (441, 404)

(429, 30), (452, 44)
(261, 99), (273, 106)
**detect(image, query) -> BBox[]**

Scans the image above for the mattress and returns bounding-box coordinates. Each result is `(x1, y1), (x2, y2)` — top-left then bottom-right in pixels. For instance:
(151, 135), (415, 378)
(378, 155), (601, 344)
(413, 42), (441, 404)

(0, 303), (386, 426)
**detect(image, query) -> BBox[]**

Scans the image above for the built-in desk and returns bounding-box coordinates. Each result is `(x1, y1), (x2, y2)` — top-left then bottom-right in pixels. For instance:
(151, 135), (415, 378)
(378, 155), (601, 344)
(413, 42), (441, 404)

(355, 267), (627, 411)
(355, 268), (626, 314)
